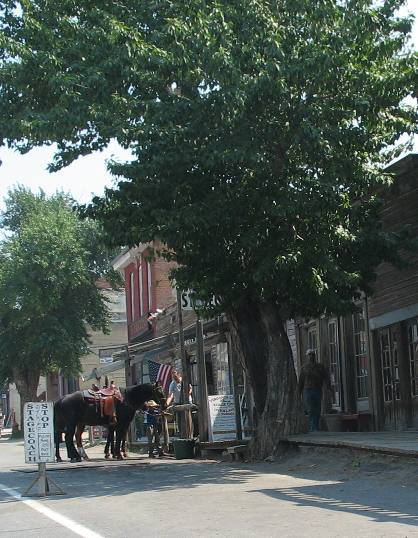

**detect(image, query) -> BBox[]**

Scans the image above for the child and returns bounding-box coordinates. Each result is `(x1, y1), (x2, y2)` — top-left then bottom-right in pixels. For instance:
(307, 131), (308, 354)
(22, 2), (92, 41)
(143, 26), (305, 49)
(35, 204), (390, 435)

(145, 400), (163, 458)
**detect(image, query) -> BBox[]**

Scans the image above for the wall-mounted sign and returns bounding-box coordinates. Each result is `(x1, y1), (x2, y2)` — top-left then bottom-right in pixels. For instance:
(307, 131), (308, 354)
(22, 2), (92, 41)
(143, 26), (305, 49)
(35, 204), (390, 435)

(181, 290), (218, 311)
(208, 394), (237, 442)
(24, 402), (55, 464)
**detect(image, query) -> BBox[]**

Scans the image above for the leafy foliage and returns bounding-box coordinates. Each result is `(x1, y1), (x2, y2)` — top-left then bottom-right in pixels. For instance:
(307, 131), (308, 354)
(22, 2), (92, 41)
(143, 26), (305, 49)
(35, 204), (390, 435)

(0, 187), (115, 389)
(0, 3), (417, 441)
(0, 1), (416, 322)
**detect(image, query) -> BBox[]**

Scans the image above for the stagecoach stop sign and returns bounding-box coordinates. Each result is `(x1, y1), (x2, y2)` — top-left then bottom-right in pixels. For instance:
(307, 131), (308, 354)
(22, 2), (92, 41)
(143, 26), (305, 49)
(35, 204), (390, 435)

(23, 402), (64, 496)
(24, 402), (55, 463)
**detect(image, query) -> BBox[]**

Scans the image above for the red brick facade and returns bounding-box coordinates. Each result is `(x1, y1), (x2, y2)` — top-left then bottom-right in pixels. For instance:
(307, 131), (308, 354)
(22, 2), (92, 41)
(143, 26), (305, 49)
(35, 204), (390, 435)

(117, 244), (177, 342)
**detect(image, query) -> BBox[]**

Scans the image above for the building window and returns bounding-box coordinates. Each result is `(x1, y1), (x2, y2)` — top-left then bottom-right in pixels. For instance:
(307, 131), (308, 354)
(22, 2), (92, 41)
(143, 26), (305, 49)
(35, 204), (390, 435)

(408, 320), (418, 396)
(130, 271), (135, 321)
(328, 320), (341, 409)
(213, 343), (231, 395)
(138, 261), (143, 316)
(307, 326), (317, 358)
(147, 261), (152, 311)
(380, 328), (400, 403)
(353, 311), (369, 398)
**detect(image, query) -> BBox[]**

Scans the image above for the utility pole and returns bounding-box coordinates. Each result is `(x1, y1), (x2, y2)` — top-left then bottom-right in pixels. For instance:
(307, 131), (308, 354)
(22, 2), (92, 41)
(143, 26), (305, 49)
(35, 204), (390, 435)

(196, 316), (209, 441)
(176, 289), (193, 438)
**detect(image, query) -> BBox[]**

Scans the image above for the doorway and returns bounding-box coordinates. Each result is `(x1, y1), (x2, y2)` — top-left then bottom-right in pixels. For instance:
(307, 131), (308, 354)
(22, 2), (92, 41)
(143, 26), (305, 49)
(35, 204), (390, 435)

(379, 326), (401, 429)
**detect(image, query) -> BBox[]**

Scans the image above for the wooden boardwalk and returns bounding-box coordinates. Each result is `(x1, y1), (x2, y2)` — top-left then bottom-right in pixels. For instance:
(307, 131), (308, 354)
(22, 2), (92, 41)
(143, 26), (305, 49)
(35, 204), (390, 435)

(284, 431), (418, 457)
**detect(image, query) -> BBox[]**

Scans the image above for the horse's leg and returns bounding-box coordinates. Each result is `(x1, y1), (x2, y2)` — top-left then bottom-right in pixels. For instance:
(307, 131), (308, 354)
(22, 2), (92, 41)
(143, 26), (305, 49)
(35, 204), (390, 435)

(121, 431), (129, 458)
(114, 427), (124, 460)
(111, 427), (116, 459)
(104, 427), (112, 459)
(76, 424), (89, 460)
(65, 423), (81, 462)
(55, 431), (63, 463)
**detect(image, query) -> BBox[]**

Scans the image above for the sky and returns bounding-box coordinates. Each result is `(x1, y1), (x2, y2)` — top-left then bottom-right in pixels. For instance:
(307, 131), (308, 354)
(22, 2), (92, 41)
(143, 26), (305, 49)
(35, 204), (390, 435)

(0, 1), (417, 208)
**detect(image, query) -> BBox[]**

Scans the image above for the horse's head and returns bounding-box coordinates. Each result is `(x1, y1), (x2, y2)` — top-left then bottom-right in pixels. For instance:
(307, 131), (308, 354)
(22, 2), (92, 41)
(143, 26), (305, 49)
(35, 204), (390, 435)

(151, 382), (167, 410)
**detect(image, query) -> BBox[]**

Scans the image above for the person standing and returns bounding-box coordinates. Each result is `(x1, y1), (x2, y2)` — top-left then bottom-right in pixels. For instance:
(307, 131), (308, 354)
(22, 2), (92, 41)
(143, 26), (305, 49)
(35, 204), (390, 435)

(166, 370), (192, 436)
(145, 401), (163, 458)
(298, 349), (331, 432)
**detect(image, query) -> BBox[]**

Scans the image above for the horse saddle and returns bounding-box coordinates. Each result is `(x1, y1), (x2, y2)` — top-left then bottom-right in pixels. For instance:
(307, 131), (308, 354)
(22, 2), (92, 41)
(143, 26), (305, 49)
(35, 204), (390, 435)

(83, 389), (123, 425)
(86, 388), (123, 400)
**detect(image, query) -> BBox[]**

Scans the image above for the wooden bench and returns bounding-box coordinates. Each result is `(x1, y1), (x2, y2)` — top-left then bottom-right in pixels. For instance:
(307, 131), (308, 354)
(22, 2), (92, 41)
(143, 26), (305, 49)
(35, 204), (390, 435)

(226, 444), (248, 461)
(340, 413), (372, 432)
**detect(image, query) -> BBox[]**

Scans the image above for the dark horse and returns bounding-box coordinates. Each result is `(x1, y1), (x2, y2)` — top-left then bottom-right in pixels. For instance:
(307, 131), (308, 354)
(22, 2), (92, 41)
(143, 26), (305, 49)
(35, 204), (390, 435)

(54, 383), (166, 462)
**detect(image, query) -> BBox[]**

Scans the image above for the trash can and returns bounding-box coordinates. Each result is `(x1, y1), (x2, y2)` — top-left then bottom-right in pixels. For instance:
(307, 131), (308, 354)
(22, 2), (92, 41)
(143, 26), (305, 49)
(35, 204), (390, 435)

(173, 438), (195, 459)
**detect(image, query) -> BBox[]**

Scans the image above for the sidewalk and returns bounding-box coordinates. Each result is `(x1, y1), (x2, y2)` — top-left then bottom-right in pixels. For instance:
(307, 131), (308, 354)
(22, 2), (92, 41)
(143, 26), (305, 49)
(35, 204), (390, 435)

(284, 431), (418, 457)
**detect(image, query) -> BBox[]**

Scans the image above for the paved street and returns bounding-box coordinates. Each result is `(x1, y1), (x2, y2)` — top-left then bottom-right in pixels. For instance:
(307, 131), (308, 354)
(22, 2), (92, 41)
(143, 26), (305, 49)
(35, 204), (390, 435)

(2, 435), (418, 537)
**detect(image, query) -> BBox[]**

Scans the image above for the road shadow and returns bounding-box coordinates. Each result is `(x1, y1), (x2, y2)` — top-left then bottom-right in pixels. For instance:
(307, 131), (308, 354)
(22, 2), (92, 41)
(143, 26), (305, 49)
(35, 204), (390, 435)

(252, 481), (418, 529)
(0, 458), (262, 505)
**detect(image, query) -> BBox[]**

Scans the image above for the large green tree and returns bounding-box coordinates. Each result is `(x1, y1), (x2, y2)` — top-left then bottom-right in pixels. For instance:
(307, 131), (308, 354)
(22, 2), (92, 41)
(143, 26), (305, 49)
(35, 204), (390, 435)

(0, 188), (116, 419)
(0, 1), (417, 455)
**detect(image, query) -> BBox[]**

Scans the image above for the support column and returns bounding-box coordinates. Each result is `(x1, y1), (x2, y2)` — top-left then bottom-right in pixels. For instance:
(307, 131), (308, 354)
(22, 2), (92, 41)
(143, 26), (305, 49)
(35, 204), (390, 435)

(196, 318), (209, 441)
(176, 289), (193, 438)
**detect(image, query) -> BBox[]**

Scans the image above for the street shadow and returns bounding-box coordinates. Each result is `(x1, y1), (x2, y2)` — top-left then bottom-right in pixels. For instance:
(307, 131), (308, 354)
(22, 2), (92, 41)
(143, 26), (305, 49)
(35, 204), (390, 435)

(252, 482), (418, 528)
(0, 457), (263, 502)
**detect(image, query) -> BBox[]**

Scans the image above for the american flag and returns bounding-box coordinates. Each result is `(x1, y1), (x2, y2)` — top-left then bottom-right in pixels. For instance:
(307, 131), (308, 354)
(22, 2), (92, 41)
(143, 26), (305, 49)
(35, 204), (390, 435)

(148, 360), (173, 394)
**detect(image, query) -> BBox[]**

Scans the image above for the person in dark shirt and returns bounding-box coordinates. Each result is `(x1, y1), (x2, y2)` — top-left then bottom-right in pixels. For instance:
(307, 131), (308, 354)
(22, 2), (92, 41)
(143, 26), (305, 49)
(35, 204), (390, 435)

(145, 400), (163, 458)
(298, 349), (331, 432)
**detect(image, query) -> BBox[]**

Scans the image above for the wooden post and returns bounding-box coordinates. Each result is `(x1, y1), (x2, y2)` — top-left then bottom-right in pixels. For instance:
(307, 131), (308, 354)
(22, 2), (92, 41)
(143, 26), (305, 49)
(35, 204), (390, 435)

(162, 413), (170, 452)
(23, 463), (64, 497)
(124, 345), (136, 443)
(38, 463), (47, 496)
(226, 333), (243, 441)
(196, 318), (209, 441)
(176, 289), (193, 439)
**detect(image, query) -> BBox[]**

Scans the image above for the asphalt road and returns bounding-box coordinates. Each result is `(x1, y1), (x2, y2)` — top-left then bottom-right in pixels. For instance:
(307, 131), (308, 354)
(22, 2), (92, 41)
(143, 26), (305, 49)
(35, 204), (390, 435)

(1, 437), (418, 537)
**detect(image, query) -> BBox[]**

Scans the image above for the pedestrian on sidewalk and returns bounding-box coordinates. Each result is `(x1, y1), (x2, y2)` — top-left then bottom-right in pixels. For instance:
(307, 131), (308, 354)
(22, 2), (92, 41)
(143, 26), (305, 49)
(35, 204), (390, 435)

(145, 400), (163, 458)
(298, 349), (331, 432)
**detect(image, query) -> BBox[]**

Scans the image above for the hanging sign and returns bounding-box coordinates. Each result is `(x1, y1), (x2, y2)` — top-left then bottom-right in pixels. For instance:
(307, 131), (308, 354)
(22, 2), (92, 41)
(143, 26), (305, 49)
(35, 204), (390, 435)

(24, 402), (55, 464)
(208, 394), (237, 441)
(181, 290), (218, 311)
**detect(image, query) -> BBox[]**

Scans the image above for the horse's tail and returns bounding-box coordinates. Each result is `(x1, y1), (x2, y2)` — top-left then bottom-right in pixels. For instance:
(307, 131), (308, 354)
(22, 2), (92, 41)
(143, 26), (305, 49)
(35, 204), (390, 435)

(53, 399), (66, 434)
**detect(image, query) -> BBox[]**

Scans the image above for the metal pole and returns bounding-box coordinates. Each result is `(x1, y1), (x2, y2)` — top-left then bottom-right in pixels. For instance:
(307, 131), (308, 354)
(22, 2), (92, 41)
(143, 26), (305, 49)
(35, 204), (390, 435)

(176, 289), (193, 438)
(196, 317), (209, 441)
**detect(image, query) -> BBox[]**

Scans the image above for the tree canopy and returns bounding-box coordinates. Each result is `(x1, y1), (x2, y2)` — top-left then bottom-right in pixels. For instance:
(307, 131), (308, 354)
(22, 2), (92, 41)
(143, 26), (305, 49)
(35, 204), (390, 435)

(0, 187), (117, 402)
(1, 0), (417, 450)
(0, 1), (416, 316)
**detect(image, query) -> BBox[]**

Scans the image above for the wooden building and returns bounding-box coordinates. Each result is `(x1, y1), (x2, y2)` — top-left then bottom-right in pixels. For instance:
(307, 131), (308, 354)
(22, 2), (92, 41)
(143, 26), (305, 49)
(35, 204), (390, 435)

(91, 243), (253, 442)
(295, 153), (418, 432)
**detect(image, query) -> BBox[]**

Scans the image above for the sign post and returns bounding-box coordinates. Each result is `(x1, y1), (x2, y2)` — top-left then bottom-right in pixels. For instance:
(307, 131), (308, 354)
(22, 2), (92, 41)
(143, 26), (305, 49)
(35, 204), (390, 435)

(23, 402), (64, 496)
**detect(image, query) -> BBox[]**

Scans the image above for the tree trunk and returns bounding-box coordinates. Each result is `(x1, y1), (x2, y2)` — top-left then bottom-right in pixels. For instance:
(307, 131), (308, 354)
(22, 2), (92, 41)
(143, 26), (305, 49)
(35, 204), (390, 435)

(14, 369), (41, 434)
(229, 298), (304, 459)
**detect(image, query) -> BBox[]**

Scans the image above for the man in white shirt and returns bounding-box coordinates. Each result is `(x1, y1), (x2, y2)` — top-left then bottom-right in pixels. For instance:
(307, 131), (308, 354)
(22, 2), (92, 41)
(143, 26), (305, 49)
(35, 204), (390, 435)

(167, 370), (192, 406)
(167, 370), (192, 436)
(167, 370), (182, 406)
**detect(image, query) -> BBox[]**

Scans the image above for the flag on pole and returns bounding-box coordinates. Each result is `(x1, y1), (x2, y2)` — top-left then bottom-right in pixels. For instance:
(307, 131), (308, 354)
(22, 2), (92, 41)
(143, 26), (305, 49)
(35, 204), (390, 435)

(148, 360), (173, 394)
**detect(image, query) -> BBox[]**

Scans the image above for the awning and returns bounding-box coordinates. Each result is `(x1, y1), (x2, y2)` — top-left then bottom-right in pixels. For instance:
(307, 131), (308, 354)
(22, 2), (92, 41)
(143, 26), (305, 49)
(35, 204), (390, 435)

(82, 359), (126, 382)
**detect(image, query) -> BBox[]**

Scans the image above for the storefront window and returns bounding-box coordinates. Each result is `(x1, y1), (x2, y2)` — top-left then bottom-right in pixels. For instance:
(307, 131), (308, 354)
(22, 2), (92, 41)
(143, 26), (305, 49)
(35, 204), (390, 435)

(353, 311), (369, 398)
(380, 328), (400, 402)
(213, 343), (231, 395)
(328, 320), (341, 409)
(307, 326), (317, 358)
(408, 320), (418, 397)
